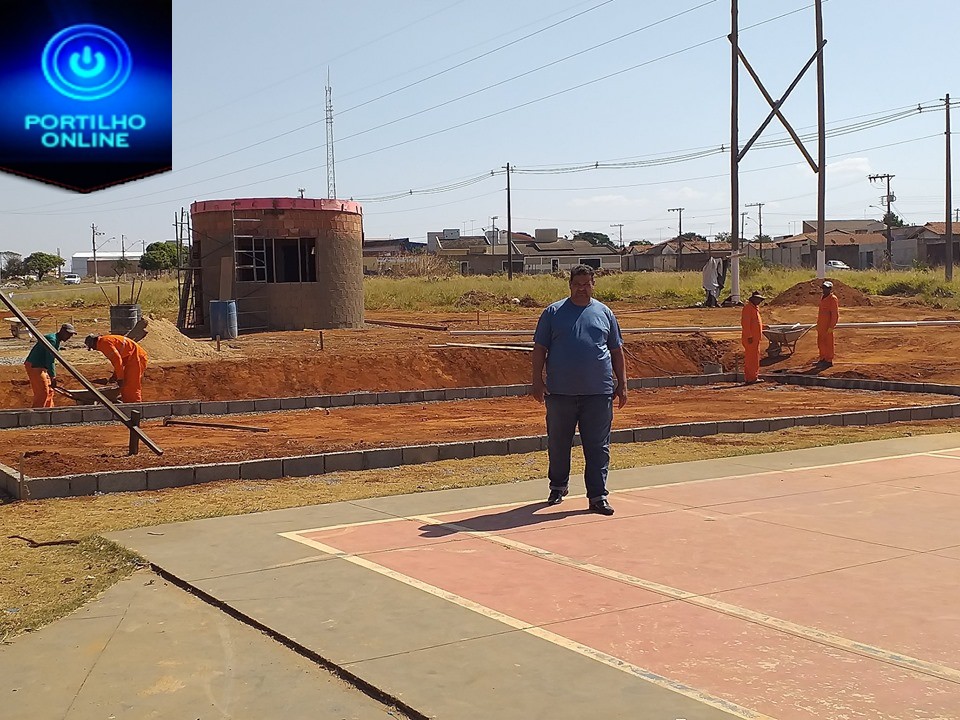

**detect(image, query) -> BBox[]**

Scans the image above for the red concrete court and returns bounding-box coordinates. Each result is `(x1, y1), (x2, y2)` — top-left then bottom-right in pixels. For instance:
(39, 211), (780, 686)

(286, 450), (960, 719)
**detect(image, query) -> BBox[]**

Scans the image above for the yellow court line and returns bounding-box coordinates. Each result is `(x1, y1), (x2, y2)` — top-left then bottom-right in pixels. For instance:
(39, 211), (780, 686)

(281, 531), (775, 720)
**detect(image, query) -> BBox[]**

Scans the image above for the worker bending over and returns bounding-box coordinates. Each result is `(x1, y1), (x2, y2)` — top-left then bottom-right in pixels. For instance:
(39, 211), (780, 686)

(816, 281), (839, 367)
(24, 323), (77, 407)
(740, 291), (765, 384)
(84, 334), (148, 402)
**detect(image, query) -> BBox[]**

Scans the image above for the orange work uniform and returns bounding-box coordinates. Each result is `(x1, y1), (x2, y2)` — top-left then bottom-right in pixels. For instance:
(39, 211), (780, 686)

(24, 332), (62, 408)
(817, 293), (840, 362)
(740, 302), (763, 383)
(96, 335), (148, 403)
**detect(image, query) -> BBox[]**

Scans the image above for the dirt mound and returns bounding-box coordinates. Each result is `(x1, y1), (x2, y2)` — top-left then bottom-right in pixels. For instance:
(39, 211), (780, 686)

(455, 290), (509, 307)
(127, 315), (221, 362)
(769, 279), (871, 307)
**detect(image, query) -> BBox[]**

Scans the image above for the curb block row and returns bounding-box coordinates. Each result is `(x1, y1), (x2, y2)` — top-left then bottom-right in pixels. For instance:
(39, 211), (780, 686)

(0, 374), (745, 429)
(6, 395), (960, 501)
(3, 371), (957, 500)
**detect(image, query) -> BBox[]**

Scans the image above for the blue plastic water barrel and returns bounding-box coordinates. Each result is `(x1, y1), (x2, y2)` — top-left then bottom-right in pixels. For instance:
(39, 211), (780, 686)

(209, 300), (238, 340)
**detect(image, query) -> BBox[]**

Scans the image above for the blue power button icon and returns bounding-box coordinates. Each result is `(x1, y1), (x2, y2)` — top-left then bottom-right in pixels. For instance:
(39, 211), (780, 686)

(42, 24), (132, 101)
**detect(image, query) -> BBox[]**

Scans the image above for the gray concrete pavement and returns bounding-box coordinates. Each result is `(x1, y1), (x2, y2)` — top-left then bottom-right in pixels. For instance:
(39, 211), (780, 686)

(0, 570), (406, 720)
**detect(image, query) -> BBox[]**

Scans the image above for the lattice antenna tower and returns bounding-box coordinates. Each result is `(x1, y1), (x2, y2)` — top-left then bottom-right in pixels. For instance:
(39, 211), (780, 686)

(325, 68), (336, 199)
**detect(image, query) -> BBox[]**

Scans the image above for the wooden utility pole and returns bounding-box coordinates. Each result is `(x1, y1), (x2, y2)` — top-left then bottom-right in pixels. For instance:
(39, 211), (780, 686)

(869, 173), (895, 266)
(668, 208), (684, 270)
(815, 0), (826, 279)
(946, 94), (954, 281)
(610, 223), (624, 251)
(730, 0), (740, 303)
(505, 163), (513, 280)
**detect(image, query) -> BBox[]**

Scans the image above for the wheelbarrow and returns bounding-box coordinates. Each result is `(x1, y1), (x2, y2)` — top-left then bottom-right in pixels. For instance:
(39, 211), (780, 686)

(4, 316), (42, 339)
(763, 324), (814, 358)
(53, 385), (122, 405)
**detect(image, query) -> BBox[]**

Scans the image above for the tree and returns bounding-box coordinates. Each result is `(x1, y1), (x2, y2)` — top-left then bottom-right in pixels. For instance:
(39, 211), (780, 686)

(679, 232), (706, 243)
(882, 211), (905, 228)
(139, 241), (180, 274)
(753, 234), (772, 244)
(22, 252), (64, 280)
(0, 252), (23, 279)
(628, 239), (653, 247)
(112, 257), (132, 279)
(572, 231), (616, 250)
(714, 231), (731, 243)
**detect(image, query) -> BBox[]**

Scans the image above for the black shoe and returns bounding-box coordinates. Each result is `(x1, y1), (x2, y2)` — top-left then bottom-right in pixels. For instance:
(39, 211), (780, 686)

(589, 498), (615, 516)
(547, 488), (568, 506)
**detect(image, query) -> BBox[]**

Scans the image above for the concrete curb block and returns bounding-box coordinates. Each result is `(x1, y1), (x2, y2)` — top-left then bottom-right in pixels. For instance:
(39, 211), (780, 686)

(10, 371), (958, 430)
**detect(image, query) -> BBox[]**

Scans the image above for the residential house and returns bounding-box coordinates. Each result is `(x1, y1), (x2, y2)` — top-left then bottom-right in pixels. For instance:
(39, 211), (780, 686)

(425, 227), (619, 275)
(801, 219), (887, 234)
(915, 223), (960, 267)
(624, 239), (763, 272)
(774, 231), (896, 269)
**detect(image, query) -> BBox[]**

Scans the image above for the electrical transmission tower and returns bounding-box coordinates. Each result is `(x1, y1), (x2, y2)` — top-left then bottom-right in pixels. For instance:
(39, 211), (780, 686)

(325, 68), (336, 199)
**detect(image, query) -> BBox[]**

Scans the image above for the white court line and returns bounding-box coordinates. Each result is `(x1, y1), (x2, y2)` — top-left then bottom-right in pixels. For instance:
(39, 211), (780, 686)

(275, 447), (960, 709)
(281, 532), (775, 720)
(405, 515), (960, 686)
(288, 448), (960, 536)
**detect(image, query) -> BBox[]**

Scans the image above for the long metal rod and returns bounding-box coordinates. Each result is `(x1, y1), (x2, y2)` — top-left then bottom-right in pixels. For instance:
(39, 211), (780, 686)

(452, 321), (960, 336)
(163, 417), (269, 433)
(0, 291), (163, 455)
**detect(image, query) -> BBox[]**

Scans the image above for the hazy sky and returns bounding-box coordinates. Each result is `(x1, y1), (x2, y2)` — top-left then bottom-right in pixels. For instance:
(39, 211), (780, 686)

(2, 0), (957, 259)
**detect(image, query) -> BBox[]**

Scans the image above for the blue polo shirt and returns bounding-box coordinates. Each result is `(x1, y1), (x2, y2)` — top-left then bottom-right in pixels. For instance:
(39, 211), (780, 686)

(533, 298), (623, 395)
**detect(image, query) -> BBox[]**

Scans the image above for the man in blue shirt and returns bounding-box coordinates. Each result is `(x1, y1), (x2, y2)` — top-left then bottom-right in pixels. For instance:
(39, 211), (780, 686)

(24, 323), (77, 407)
(532, 265), (627, 515)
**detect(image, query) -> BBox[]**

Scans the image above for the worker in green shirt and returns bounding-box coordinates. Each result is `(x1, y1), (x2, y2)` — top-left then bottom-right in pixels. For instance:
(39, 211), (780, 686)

(24, 323), (77, 407)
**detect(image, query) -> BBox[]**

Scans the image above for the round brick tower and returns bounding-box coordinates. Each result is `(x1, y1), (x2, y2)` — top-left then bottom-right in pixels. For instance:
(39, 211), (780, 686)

(188, 197), (364, 331)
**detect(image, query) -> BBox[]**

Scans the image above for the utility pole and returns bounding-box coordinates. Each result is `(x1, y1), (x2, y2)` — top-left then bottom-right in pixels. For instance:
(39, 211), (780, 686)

(945, 94), (953, 281)
(668, 207), (684, 270)
(610, 223), (624, 250)
(745, 202), (764, 241)
(505, 163), (513, 280)
(490, 216), (498, 245)
(868, 173), (895, 267)
(746, 201), (764, 265)
(90, 223), (105, 284)
(741, 211), (749, 239)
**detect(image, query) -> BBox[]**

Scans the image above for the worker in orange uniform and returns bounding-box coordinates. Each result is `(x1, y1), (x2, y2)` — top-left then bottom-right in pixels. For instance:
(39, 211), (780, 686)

(84, 334), (148, 402)
(24, 323), (77, 407)
(816, 280), (840, 367)
(740, 291), (765, 384)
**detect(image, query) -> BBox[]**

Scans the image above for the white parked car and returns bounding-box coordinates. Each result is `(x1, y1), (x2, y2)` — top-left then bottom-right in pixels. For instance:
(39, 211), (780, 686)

(62, 273), (81, 284)
(825, 260), (851, 270)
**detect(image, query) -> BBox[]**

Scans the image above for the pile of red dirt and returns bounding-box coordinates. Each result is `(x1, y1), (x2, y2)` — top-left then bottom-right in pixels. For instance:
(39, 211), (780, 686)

(769, 279), (871, 307)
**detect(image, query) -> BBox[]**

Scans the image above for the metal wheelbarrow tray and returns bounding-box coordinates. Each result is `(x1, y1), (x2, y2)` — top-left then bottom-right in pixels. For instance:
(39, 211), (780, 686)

(53, 385), (122, 405)
(4, 316), (42, 339)
(763, 324), (813, 357)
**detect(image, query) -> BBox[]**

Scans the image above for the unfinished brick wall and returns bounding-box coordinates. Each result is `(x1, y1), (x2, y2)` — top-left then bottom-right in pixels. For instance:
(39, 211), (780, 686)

(190, 198), (364, 331)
